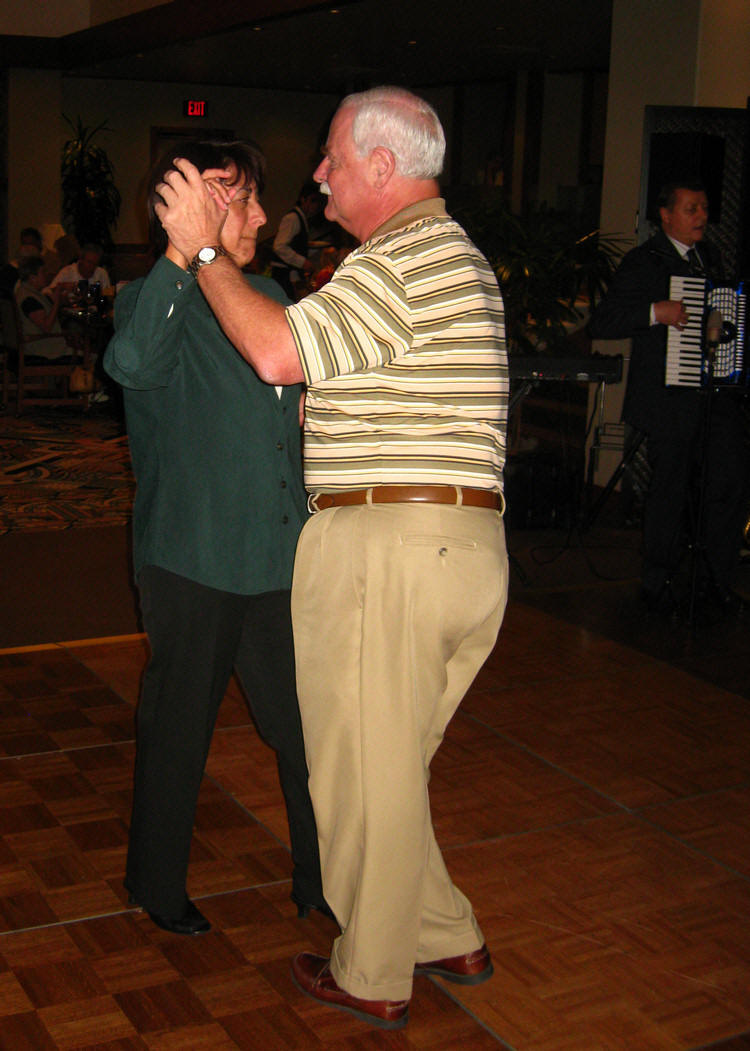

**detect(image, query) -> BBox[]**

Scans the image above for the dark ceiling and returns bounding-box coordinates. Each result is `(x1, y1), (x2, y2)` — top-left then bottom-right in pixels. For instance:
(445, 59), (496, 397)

(3, 0), (613, 95)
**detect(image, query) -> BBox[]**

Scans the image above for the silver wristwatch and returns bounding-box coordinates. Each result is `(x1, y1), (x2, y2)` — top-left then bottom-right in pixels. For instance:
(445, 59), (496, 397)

(187, 244), (227, 278)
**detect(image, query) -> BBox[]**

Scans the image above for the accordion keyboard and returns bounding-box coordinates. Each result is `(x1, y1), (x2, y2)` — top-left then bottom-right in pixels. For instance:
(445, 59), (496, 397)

(665, 276), (746, 386)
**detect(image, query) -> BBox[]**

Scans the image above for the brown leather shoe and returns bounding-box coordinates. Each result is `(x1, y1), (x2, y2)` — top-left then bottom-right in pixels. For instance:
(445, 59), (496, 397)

(414, 944), (493, 985)
(291, 952), (409, 1030)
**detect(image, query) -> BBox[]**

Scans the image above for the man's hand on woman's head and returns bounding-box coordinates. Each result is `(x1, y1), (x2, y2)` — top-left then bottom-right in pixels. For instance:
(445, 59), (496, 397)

(202, 171), (239, 204)
(154, 158), (236, 262)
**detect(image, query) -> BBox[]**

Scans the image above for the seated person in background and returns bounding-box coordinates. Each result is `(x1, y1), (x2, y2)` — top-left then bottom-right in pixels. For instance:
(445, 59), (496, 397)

(3, 227), (46, 295)
(52, 233), (80, 272)
(11, 226), (44, 267)
(13, 256), (72, 360)
(45, 242), (110, 297)
(11, 228), (74, 287)
(269, 181), (323, 299)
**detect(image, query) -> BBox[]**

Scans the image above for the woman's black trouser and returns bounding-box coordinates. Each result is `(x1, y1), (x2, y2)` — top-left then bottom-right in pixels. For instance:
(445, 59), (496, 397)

(126, 566), (323, 917)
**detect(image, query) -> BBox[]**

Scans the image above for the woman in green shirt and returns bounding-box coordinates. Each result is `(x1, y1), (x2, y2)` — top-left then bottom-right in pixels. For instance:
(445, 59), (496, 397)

(105, 139), (328, 935)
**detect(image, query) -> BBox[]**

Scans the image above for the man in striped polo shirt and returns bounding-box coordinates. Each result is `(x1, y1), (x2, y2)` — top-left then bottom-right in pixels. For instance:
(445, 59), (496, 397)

(156, 85), (509, 1030)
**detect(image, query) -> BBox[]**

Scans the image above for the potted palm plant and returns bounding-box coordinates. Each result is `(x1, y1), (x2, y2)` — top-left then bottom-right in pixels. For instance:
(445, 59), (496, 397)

(61, 116), (121, 251)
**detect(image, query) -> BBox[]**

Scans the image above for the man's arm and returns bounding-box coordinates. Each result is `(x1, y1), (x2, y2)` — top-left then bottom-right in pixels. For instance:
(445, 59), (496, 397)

(25, 285), (62, 333)
(589, 248), (689, 339)
(43, 265), (70, 296)
(197, 258), (304, 384)
(154, 157), (304, 384)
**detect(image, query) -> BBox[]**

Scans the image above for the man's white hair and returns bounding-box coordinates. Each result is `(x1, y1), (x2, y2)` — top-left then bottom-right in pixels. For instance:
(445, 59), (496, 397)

(340, 86), (445, 179)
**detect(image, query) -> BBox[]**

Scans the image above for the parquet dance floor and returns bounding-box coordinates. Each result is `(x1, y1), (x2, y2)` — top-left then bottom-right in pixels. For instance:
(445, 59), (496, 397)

(2, 583), (750, 1048)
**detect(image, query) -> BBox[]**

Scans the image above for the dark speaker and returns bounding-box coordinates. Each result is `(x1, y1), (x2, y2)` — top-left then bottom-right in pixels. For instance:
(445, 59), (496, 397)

(504, 456), (580, 530)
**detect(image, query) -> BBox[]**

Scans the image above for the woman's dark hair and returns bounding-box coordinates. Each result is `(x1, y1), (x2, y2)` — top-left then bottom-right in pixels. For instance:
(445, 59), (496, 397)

(19, 227), (43, 248)
(17, 255), (45, 282)
(147, 139), (266, 255)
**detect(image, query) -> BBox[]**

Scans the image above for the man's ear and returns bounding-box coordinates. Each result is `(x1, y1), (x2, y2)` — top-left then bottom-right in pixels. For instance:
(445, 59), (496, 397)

(370, 146), (396, 189)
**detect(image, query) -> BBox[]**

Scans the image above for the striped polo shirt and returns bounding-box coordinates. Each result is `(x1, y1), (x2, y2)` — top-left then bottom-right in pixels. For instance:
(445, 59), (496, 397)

(286, 198), (508, 494)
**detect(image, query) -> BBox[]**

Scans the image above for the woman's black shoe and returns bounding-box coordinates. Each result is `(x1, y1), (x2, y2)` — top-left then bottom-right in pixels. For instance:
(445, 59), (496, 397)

(127, 891), (211, 935)
(291, 893), (336, 922)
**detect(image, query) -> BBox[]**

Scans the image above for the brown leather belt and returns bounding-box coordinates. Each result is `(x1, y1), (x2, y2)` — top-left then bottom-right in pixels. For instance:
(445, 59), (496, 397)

(310, 485), (503, 512)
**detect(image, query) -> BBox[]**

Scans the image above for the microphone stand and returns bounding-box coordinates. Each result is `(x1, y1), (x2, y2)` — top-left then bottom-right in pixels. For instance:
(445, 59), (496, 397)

(687, 318), (721, 626)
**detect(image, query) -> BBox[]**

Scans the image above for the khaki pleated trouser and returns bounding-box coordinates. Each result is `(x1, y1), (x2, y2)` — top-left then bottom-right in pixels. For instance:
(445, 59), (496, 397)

(291, 500), (508, 1001)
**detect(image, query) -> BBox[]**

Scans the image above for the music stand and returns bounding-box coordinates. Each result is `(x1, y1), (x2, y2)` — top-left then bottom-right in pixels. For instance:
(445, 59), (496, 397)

(579, 427), (647, 534)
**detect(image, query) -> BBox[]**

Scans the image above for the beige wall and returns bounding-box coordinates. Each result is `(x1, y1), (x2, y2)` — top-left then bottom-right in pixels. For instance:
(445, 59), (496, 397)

(696, 0), (750, 107)
(0, 2), (90, 36)
(89, 1), (171, 28)
(8, 70), (63, 254)
(0, 1), (168, 36)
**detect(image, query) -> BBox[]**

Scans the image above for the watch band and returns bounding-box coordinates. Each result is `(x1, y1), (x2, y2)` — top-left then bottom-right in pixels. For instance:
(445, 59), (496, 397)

(187, 244), (227, 278)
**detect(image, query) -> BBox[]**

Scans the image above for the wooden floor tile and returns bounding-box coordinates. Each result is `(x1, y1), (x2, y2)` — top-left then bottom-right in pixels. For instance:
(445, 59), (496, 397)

(645, 786), (750, 878)
(0, 649), (138, 759)
(430, 712), (618, 846)
(67, 637), (148, 709)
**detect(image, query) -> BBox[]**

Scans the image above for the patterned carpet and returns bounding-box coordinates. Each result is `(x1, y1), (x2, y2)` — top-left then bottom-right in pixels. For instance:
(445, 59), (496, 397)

(0, 409), (134, 533)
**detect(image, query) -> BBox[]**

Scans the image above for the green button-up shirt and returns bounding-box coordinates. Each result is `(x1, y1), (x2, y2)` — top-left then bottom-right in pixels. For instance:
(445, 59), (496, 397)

(104, 256), (307, 594)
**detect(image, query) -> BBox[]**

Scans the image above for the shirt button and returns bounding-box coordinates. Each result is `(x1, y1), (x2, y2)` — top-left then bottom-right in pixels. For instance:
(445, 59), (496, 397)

(175, 280), (183, 290)
(277, 442), (284, 450)
(280, 479), (287, 488)
(282, 515), (289, 524)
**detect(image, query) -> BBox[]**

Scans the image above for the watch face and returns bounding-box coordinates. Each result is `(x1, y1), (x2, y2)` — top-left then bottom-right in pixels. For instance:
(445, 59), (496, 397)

(198, 247), (217, 263)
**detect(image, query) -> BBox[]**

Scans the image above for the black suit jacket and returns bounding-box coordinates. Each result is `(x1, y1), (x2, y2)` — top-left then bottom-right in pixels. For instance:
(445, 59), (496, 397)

(589, 230), (724, 433)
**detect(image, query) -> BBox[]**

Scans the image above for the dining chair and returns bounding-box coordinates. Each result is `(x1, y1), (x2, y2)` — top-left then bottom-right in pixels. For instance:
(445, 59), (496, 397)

(0, 295), (86, 415)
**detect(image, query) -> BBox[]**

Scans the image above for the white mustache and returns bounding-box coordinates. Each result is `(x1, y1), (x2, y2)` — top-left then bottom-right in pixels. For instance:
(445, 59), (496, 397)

(319, 181), (331, 196)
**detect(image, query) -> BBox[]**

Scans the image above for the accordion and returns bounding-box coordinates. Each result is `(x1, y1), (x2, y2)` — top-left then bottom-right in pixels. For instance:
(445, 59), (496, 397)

(665, 276), (747, 388)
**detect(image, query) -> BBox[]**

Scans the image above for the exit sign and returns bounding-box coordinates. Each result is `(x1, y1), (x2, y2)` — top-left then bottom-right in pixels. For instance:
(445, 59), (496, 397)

(183, 99), (208, 117)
